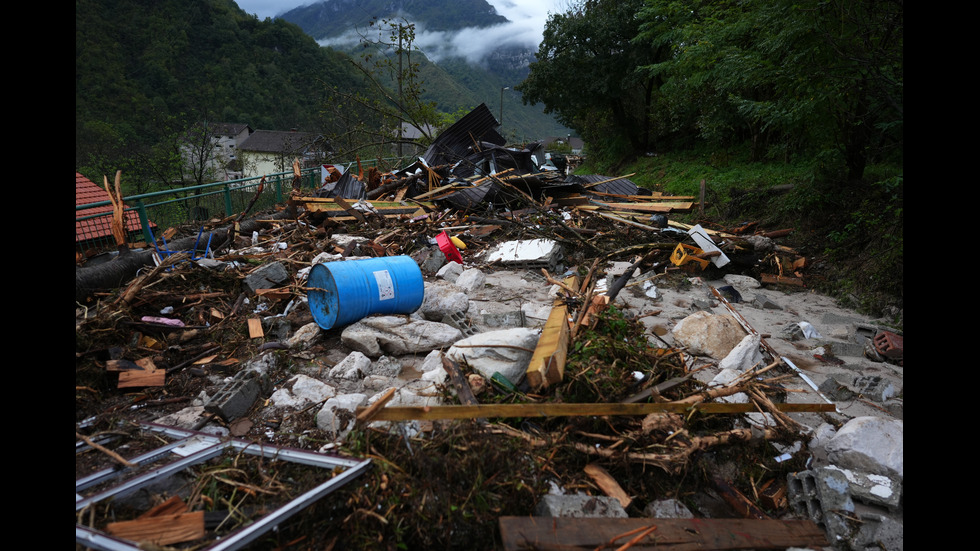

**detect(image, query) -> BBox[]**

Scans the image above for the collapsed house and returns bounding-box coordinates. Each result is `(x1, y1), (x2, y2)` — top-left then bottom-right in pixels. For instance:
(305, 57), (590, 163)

(76, 104), (903, 551)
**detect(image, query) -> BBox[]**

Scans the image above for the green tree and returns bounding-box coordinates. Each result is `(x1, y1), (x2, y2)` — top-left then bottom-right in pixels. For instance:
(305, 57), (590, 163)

(518, 0), (667, 162)
(633, 0), (903, 180)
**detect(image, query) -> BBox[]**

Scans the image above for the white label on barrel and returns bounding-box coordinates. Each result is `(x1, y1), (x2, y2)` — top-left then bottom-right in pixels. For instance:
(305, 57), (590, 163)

(374, 270), (395, 301)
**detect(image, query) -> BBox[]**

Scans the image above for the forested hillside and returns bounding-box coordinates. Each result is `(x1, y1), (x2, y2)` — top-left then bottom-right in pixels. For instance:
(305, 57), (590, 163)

(76, 0), (376, 191)
(525, 0), (903, 313)
(520, 0), (903, 183)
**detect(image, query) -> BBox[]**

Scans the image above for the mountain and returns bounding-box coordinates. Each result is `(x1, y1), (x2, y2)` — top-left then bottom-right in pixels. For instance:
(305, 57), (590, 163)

(279, 0), (569, 142)
(75, 0), (387, 185)
(281, 0), (508, 38)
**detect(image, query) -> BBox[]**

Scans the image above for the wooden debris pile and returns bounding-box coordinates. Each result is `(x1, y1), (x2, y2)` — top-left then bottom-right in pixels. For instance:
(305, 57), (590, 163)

(76, 108), (827, 550)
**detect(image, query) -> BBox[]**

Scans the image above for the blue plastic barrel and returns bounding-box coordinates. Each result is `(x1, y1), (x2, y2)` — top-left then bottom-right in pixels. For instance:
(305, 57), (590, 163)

(307, 256), (424, 330)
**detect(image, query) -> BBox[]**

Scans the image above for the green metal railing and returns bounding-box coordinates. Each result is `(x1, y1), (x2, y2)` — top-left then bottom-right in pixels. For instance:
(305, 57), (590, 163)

(75, 169), (319, 256)
(76, 157), (414, 257)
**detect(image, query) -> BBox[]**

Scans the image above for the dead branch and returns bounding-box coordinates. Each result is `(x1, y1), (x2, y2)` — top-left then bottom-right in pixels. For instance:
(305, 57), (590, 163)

(76, 431), (136, 468)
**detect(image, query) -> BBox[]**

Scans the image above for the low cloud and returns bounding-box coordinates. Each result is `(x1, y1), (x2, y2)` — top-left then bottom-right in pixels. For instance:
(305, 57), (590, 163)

(317, 1), (560, 65)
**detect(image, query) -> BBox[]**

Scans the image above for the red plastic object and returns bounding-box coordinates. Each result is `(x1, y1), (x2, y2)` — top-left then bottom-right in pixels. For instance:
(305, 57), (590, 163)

(436, 231), (463, 264)
(873, 331), (903, 361)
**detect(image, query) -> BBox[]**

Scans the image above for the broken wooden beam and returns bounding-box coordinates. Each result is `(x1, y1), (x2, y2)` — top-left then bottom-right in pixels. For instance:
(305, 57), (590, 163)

(526, 275), (578, 390)
(761, 273), (806, 287)
(354, 401), (836, 421)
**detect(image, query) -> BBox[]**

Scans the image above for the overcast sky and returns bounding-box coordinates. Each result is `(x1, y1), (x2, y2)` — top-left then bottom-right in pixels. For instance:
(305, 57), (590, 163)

(234, 0), (567, 63)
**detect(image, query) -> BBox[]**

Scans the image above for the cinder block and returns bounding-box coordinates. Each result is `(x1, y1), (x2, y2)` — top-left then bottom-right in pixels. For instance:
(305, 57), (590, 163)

(205, 370), (264, 421)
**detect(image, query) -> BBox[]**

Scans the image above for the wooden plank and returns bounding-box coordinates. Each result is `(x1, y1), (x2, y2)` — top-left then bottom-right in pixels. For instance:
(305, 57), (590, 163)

(355, 387), (397, 427)
(587, 211), (666, 232)
(106, 511), (205, 546)
(333, 197), (368, 224)
(761, 273), (806, 287)
(354, 401), (836, 421)
(117, 369), (165, 388)
(526, 276), (578, 390)
(590, 200), (694, 213)
(498, 517), (828, 551)
(247, 317), (264, 338)
(294, 197), (435, 213)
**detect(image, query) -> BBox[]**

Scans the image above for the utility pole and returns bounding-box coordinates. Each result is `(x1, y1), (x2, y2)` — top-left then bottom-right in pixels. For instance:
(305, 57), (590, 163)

(500, 86), (509, 130)
(397, 24), (403, 158)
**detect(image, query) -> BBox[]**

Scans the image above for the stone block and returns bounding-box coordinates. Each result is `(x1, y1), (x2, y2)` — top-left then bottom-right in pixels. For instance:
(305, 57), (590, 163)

(535, 495), (628, 518)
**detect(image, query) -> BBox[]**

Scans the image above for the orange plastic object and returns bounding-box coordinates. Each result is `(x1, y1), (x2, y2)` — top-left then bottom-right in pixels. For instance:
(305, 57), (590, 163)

(670, 243), (709, 270)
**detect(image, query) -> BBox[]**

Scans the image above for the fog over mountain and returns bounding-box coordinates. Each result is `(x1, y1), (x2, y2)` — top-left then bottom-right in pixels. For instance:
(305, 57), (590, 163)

(239, 0), (562, 65)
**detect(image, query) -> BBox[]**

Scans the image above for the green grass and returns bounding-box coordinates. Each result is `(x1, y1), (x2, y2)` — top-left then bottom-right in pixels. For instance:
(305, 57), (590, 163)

(575, 145), (903, 321)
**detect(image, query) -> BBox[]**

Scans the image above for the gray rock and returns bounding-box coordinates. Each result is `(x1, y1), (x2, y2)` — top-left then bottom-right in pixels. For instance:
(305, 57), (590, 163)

(370, 355), (402, 378)
(818, 375), (856, 401)
(671, 311), (747, 360)
(722, 274), (762, 290)
(446, 328), (540, 385)
(745, 235), (775, 254)
(315, 393), (368, 440)
(414, 245), (446, 273)
(754, 295), (783, 310)
(535, 494), (628, 518)
(388, 381), (444, 409)
(341, 316), (463, 357)
(454, 268), (487, 293)
(642, 498), (694, 519)
(328, 351), (373, 380)
(436, 261), (463, 283)
(270, 374), (336, 408)
(823, 465), (903, 511)
(418, 349), (446, 374)
(718, 334), (764, 372)
(420, 282), (470, 321)
(243, 261), (290, 294)
(826, 417), (903, 479)
(262, 317), (291, 341)
(852, 375), (898, 402)
(286, 321), (321, 349)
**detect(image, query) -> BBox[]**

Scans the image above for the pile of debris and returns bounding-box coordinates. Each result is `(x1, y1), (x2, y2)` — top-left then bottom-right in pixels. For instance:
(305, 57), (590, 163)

(76, 105), (903, 551)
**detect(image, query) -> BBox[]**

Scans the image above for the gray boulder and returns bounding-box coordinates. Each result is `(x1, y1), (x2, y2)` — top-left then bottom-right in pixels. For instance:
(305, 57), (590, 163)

(446, 328), (540, 385)
(341, 316), (463, 357)
(671, 311), (746, 360)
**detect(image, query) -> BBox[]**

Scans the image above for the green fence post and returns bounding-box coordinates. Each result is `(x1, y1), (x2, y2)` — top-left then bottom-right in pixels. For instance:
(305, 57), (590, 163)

(223, 183), (233, 217)
(136, 199), (153, 246)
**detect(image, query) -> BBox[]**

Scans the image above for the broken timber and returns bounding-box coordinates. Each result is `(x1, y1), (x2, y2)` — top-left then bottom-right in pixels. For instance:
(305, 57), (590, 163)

(294, 197), (435, 219)
(355, 401), (835, 421)
(499, 517), (828, 551)
(526, 275), (579, 389)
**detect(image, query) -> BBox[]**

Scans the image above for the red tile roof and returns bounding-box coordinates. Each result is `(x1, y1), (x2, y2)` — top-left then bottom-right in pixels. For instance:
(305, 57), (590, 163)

(75, 172), (150, 243)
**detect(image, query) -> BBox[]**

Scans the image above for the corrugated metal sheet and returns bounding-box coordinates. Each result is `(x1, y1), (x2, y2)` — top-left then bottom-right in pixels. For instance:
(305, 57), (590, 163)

(569, 174), (651, 198)
(315, 171), (366, 200)
(423, 103), (504, 167)
(442, 181), (500, 211)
